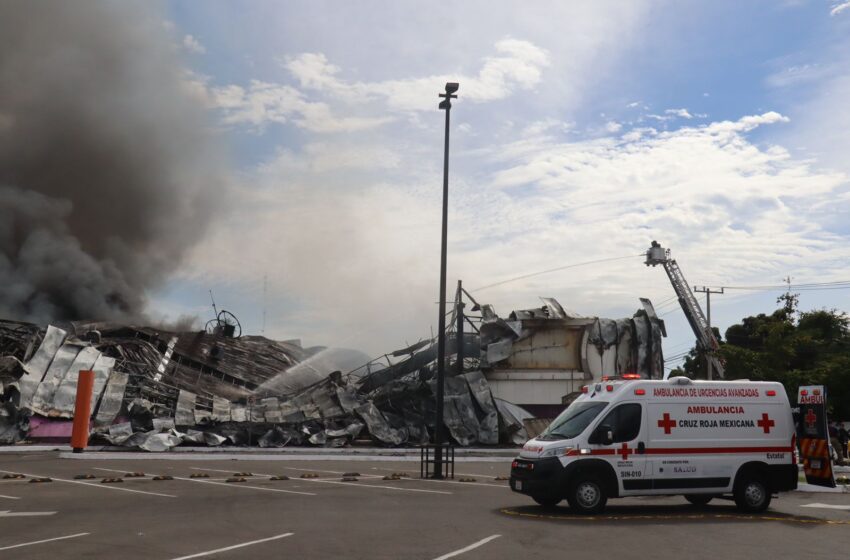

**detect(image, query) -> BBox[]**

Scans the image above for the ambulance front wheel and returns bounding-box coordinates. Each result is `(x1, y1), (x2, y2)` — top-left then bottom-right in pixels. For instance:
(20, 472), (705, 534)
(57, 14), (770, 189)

(734, 475), (771, 512)
(566, 476), (607, 514)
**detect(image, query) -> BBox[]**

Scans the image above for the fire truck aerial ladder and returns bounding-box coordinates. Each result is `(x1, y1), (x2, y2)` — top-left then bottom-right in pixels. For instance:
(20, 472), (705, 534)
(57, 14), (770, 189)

(645, 241), (724, 379)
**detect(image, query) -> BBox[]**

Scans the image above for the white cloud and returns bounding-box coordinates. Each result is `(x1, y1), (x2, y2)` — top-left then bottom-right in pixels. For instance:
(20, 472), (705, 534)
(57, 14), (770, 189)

(183, 111), (849, 353)
(179, 70), (213, 106)
(647, 108), (705, 122)
(211, 80), (392, 132)
(665, 108), (693, 119)
(208, 39), (550, 133)
(520, 118), (572, 137)
(780, 71), (850, 171)
(283, 39), (551, 112)
(765, 63), (829, 88)
(773, 26), (850, 178)
(182, 34), (206, 54)
(831, 1), (850, 16)
(604, 121), (622, 133)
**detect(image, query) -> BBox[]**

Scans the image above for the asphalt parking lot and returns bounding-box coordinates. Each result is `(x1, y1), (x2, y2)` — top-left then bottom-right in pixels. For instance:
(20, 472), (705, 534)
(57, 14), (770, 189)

(1, 452), (849, 559)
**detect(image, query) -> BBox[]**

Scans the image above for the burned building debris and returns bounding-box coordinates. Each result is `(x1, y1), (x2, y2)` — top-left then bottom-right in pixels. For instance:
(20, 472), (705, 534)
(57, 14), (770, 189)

(479, 298), (666, 417)
(0, 296), (665, 451)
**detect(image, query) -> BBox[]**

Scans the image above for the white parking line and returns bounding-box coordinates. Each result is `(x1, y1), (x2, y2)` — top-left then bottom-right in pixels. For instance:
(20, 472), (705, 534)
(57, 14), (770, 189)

(432, 535), (501, 560)
(414, 478), (508, 489)
(302, 465), (506, 487)
(368, 466), (507, 479)
(0, 469), (176, 498)
(265, 466), (349, 475)
(0, 494), (21, 500)
(93, 467), (316, 496)
(173, 477), (316, 496)
(169, 532), (293, 560)
(193, 467), (452, 495)
(801, 503), (850, 510)
(0, 532), (89, 551)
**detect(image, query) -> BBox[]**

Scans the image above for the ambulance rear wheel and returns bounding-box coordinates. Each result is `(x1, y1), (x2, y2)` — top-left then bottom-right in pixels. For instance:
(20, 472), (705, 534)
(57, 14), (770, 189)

(734, 476), (771, 512)
(531, 494), (561, 508)
(566, 476), (607, 514)
(684, 494), (713, 506)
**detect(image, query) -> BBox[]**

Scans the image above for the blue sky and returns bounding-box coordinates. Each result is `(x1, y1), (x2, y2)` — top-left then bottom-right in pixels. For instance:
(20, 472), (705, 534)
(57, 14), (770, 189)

(148, 1), (850, 362)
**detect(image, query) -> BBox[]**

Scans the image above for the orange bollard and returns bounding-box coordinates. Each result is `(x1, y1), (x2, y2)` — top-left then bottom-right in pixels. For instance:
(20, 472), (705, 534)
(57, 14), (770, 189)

(70, 370), (95, 453)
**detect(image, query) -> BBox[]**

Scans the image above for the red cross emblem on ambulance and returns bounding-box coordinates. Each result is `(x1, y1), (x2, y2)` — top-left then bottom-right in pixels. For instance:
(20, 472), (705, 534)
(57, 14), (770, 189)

(657, 413), (676, 434)
(804, 409), (817, 429)
(619, 443), (631, 460)
(757, 413), (775, 434)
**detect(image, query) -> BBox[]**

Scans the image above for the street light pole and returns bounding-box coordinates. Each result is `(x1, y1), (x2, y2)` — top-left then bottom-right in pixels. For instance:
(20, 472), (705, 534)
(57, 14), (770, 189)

(433, 82), (458, 479)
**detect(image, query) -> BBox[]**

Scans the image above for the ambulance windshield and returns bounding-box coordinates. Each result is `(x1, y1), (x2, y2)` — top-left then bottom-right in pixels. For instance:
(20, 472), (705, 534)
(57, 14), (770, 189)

(539, 401), (608, 440)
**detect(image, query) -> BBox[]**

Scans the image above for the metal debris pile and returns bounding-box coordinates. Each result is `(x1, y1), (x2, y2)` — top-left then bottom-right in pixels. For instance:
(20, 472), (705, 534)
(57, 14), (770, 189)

(0, 317), (528, 450)
(0, 296), (664, 451)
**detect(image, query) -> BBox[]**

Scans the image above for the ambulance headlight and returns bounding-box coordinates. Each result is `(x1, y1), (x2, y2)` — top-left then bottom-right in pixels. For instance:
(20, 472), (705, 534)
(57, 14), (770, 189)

(540, 446), (573, 458)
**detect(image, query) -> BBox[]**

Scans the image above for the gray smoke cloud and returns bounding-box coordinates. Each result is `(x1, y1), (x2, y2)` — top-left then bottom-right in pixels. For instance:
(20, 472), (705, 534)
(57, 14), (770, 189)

(0, 1), (222, 324)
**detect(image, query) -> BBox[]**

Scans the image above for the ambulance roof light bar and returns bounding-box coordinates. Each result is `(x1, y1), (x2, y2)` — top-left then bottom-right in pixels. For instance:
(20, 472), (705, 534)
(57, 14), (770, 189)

(600, 374), (641, 382)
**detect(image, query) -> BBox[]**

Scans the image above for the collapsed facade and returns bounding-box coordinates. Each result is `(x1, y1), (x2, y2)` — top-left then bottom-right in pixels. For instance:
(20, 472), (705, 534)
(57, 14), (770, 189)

(0, 297), (665, 451)
(480, 298), (666, 417)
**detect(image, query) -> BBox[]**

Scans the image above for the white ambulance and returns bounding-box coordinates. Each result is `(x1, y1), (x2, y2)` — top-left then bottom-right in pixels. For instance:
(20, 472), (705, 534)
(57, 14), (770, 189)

(510, 376), (797, 514)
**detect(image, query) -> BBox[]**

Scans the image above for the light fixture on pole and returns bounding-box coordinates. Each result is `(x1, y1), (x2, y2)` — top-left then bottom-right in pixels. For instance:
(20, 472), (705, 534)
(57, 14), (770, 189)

(432, 82), (458, 479)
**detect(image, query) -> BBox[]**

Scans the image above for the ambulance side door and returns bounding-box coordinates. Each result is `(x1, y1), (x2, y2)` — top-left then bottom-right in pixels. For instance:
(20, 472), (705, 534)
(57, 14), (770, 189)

(589, 402), (650, 494)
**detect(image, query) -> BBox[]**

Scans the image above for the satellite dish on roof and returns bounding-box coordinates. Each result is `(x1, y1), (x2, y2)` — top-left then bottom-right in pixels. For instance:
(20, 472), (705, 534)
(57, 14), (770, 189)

(204, 310), (241, 338)
(204, 290), (242, 338)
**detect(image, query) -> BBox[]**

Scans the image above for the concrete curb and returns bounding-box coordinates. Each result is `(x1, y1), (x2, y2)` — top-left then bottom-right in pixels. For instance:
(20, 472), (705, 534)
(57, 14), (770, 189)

(0, 444), (80, 453)
(2, 444), (519, 457)
(57, 451), (513, 462)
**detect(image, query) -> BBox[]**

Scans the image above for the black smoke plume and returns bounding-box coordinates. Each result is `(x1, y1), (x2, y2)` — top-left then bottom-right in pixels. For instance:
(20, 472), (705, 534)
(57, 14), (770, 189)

(0, 1), (222, 324)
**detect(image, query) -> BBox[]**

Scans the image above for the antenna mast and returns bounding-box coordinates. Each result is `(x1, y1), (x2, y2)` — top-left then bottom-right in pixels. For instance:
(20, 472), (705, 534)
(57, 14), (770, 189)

(262, 275), (267, 335)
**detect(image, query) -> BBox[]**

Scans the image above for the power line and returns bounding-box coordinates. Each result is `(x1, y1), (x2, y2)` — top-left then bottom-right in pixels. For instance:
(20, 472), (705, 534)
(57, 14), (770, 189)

(472, 254), (644, 292)
(654, 300), (682, 313)
(703, 280), (850, 292)
(654, 295), (679, 307)
(664, 351), (691, 363)
(655, 306), (680, 318)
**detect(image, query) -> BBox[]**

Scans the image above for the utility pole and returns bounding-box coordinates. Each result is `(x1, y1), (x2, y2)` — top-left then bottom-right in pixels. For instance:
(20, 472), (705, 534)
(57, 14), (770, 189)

(693, 286), (724, 380)
(456, 280), (464, 376)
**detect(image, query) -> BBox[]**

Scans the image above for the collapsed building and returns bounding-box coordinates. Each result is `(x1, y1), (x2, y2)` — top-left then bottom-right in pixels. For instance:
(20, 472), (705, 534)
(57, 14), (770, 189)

(480, 298), (666, 417)
(0, 297), (665, 451)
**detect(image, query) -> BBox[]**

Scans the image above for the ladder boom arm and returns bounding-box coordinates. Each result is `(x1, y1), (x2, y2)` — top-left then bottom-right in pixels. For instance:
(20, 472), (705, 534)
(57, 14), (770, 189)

(646, 242), (724, 377)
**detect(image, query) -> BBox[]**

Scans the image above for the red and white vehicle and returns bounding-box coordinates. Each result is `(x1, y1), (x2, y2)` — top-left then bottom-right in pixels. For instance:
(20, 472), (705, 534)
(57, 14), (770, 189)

(510, 376), (797, 513)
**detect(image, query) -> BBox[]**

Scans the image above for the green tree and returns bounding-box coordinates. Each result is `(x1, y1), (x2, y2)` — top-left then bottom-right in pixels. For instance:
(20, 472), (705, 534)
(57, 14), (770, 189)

(670, 304), (850, 420)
